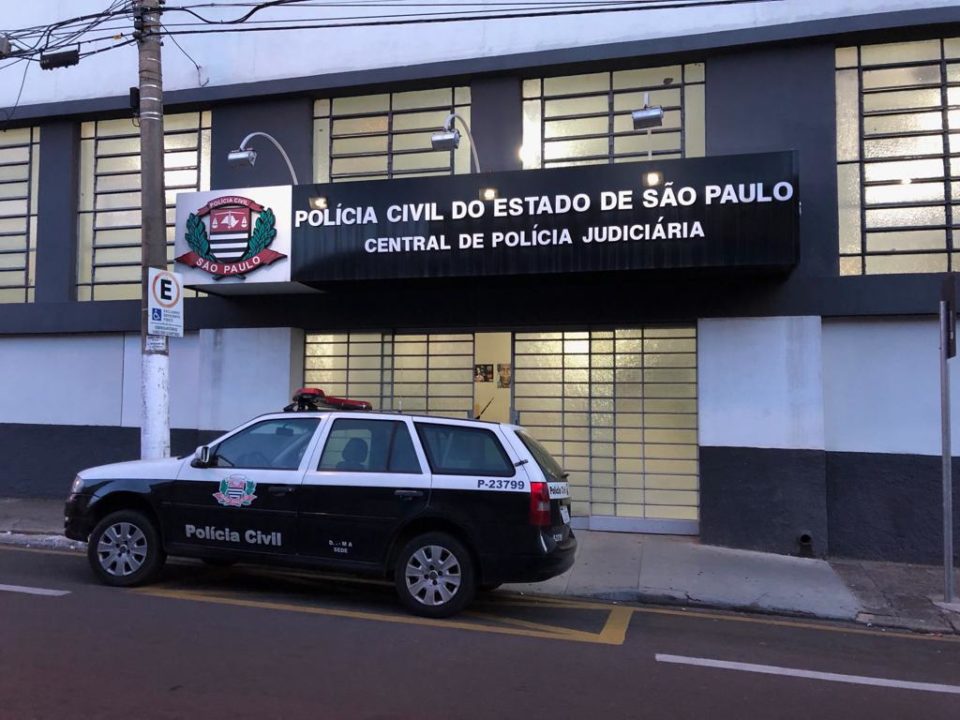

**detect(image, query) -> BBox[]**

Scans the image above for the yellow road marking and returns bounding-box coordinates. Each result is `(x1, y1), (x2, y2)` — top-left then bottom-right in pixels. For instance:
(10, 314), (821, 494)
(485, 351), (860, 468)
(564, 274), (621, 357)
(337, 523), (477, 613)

(133, 586), (626, 645)
(462, 610), (589, 637)
(598, 606), (635, 645)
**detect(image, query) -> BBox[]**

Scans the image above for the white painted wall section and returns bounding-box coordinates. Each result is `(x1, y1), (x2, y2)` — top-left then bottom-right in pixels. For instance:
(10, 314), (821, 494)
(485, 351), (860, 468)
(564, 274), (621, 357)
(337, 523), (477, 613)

(0, 334), (125, 426)
(822, 317), (960, 456)
(195, 327), (304, 431)
(120, 332), (200, 430)
(3, 0), (954, 109)
(698, 316), (825, 450)
(1, 329), (302, 431)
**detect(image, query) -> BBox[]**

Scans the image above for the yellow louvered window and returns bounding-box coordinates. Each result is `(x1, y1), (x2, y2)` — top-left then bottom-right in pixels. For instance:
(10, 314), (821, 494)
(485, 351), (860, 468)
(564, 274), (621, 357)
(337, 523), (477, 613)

(313, 87), (472, 183)
(836, 38), (960, 275)
(77, 112), (211, 300)
(521, 64), (705, 169)
(0, 127), (39, 303)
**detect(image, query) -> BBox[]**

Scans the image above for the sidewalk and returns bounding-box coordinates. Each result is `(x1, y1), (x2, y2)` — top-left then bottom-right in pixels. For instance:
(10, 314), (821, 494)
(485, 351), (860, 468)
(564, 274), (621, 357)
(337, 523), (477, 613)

(2, 497), (958, 634)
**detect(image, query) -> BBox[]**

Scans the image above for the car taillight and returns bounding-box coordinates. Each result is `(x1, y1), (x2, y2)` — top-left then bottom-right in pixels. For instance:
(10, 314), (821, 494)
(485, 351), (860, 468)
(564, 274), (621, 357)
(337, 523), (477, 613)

(529, 481), (551, 526)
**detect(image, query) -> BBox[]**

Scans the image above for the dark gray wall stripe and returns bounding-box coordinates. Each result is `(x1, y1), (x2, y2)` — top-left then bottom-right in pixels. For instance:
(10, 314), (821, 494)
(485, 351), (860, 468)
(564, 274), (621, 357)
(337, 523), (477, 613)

(0, 272), (951, 336)
(701, 445), (960, 564)
(470, 77), (523, 174)
(707, 44), (838, 277)
(3, 8), (957, 126)
(211, 97), (314, 189)
(0, 424), (223, 499)
(827, 450), (960, 564)
(34, 121), (80, 304)
(700, 445), (829, 558)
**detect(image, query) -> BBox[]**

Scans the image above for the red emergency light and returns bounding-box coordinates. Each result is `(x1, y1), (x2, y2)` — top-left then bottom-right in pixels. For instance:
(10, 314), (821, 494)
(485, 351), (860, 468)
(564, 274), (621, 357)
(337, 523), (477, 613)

(284, 387), (372, 412)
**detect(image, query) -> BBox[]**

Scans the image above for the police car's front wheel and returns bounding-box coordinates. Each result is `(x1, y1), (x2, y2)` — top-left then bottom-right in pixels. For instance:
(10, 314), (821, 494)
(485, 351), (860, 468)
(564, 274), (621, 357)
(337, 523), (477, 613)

(87, 510), (165, 587)
(395, 532), (476, 618)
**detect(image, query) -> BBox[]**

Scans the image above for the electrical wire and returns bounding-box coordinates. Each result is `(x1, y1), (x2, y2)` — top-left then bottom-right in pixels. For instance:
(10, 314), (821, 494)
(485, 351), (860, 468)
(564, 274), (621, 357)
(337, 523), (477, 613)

(158, 0), (777, 35)
(160, 22), (209, 86)
(1, 60), (30, 129)
(156, 0), (736, 27)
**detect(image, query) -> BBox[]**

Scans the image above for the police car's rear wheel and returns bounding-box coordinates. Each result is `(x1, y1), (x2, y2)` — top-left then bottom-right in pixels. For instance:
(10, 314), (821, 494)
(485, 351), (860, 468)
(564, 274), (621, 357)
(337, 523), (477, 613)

(395, 532), (475, 618)
(88, 510), (165, 587)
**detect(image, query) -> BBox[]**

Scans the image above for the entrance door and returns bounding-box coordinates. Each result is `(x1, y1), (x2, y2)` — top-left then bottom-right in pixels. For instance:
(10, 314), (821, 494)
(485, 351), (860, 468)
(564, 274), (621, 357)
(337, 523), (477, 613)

(472, 332), (512, 423)
(169, 416), (322, 557)
(297, 416), (430, 565)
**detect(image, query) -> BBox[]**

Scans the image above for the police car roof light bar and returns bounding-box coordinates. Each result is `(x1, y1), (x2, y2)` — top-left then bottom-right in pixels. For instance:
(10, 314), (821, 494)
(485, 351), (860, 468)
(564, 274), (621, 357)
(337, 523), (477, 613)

(284, 387), (372, 412)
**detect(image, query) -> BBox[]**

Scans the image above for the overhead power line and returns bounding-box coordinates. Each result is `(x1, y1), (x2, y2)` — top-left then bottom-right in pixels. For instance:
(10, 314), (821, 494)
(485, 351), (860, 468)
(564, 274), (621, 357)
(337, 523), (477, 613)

(157, 0), (779, 35)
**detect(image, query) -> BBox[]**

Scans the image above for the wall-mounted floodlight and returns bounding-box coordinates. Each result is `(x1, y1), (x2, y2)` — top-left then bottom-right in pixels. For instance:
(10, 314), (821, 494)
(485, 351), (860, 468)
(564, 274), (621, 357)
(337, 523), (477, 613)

(431, 128), (460, 151)
(227, 131), (299, 184)
(632, 90), (664, 131)
(431, 113), (481, 173)
(227, 148), (258, 167)
(632, 105), (664, 130)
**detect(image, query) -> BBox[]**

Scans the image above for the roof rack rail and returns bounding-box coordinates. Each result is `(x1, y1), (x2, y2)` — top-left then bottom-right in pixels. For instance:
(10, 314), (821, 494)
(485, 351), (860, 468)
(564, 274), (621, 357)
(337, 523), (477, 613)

(283, 387), (372, 412)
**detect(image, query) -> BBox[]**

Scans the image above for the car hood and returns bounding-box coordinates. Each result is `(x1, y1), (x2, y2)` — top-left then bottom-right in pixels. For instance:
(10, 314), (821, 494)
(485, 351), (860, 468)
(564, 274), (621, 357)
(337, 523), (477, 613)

(79, 457), (186, 481)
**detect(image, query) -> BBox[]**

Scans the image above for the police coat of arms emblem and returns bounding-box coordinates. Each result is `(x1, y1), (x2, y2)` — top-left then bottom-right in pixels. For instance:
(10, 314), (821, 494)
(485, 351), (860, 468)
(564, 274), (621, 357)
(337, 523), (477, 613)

(212, 475), (258, 508)
(176, 195), (286, 279)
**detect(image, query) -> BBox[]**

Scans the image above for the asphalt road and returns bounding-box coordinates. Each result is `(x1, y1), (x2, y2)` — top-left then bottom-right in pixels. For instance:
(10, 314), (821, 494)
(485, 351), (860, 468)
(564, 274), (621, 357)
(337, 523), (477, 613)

(1, 544), (959, 720)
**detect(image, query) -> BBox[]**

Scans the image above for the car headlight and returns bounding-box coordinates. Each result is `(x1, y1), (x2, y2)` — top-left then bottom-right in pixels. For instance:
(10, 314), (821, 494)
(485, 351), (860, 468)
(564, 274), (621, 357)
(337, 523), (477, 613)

(70, 476), (85, 494)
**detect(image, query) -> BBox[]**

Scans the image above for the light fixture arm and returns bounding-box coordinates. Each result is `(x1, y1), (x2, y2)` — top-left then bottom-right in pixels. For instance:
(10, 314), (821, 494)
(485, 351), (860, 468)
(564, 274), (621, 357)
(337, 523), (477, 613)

(237, 131), (299, 184)
(442, 112), (481, 174)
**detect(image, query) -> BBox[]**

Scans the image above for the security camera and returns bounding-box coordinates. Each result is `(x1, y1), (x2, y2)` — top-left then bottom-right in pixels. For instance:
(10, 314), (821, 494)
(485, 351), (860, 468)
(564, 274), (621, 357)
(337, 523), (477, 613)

(632, 106), (664, 130)
(227, 148), (257, 167)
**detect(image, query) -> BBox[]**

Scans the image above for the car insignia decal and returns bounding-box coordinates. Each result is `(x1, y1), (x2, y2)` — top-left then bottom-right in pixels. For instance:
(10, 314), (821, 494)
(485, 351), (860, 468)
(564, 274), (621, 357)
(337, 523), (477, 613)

(213, 475), (258, 508)
(176, 195), (286, 280)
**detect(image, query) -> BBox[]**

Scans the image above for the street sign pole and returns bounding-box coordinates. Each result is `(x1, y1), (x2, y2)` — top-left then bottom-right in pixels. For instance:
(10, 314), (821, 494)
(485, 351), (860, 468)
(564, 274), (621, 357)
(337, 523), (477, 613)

(940, 278), (957, 604)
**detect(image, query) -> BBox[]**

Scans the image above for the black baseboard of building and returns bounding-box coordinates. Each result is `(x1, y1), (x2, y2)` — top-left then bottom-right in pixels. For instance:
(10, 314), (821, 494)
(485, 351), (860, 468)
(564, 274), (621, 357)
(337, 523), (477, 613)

(826, 450), (960, 564)
(700, 446), (829, 557)
(701, 445), (960, 564)
(2, 423), (223, 498)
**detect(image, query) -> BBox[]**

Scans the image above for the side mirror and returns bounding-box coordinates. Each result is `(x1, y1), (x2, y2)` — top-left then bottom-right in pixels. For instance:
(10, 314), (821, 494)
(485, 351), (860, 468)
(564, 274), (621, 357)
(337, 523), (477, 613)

(191, 445), (212, 468)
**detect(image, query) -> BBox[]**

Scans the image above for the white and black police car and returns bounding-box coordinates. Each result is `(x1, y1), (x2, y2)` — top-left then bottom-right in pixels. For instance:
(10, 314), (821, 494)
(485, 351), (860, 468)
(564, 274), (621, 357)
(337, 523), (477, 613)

(65, 388), (576, 617)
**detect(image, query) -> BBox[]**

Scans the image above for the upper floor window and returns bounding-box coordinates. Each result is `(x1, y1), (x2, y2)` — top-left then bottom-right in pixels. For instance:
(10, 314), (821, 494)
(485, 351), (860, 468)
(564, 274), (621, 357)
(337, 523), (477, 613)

(77, 112), (211, 300)
(0, 127), (39, 303)
(836, 38), (960, 275)
(313, 87), (471, 183)
(521, 63), (705, 169)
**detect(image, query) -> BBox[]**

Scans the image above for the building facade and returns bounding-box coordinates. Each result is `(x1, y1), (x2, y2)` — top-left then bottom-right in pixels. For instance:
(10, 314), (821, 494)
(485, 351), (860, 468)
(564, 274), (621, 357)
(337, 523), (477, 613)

(1, 0), (959, 563)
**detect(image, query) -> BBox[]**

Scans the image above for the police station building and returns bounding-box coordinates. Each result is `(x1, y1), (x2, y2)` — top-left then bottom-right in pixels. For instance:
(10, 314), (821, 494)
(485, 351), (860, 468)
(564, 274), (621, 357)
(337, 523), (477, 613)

(2, 0), (959, 564)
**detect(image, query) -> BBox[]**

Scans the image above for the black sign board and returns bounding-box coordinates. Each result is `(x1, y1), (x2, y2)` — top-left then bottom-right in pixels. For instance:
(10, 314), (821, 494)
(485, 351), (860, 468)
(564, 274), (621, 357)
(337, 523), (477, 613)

(291, 151), (799, 283)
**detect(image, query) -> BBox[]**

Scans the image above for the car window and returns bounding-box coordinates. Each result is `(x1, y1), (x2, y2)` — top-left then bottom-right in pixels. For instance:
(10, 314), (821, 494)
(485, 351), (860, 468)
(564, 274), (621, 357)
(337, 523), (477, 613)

(215, 418), (320, 470)
(318, 418), (422, 474)
(415, 423), (515, 477)
(516, 430), (565, 481)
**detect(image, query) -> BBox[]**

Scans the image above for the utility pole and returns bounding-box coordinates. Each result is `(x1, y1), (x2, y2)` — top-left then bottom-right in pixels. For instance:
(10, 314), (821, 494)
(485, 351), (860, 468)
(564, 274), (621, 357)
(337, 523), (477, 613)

(136, 0), (170, 459)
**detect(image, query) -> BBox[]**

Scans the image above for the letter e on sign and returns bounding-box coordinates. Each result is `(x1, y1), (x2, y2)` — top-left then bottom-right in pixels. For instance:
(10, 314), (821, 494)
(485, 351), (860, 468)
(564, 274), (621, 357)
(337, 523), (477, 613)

(147, 268), (184, 338)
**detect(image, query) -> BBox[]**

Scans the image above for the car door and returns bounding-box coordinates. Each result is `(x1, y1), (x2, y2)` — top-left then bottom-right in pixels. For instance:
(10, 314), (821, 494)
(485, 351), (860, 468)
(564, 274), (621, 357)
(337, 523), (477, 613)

(297, 415), (429, 565)
(168, 416), (323, 557)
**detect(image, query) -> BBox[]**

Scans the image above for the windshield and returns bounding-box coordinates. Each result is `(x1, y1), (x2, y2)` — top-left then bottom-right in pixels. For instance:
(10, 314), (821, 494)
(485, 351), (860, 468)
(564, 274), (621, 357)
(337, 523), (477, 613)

(516, 431), (565, 481)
